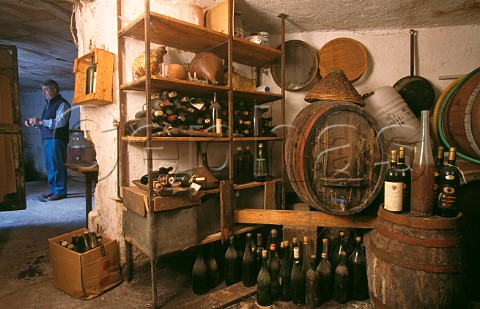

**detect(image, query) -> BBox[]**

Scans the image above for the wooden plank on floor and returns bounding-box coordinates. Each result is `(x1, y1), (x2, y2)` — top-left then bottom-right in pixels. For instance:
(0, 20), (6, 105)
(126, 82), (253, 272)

(179, 282), (256, 309)
(234, 208), (376, 229)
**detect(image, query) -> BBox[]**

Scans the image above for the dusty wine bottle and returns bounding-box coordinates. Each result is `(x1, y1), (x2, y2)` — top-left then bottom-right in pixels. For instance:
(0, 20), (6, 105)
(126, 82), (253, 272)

(225, 236), (239, 286)
(267, 243), (280, 300)
(331, 231), (346, 271)
(384, 150), (403, 213)
(333, 251), (349, 304)
(206, 243), (219, 288)
(233, 146), (245, 184)
(257, 250), (273, 306)
(438, 147), (460, 218)
(243, 146), (254, 182)
(291, 246), (306, 305)
(317, 252), (332, 304)
(306, 255), (320, 307)
(280, 241), (292, 301)
(242, 233), (256, 287)
(255, 233), (264, 275)
(348, 237), (368, 300)
(192, 247), (209, 295)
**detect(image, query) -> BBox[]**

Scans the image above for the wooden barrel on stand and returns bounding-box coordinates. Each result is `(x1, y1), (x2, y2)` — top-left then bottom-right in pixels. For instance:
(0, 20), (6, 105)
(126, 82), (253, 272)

(367, 206), (468, 308)
(285, 101), (387, 215)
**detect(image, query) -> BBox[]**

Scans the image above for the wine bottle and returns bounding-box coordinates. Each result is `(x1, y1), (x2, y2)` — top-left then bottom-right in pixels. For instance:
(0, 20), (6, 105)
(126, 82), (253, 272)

(331, 231), (346, 271)
(279, 241), (292, 301)
(348, 237), (368, 300)
(225, 236), (239, 286)
(317, 252), (332, 304)
(291, 247), (306, 305)
(89, 230), (98, 249)
(167, 173), (205, 187)
(305, 255), (321, 307)
(301, 236), (311, 278)
(210, 91), (222, 134)
(411, 109), (435, 216)
(397, 146), (412, 213)
(438, 147), (460, 218)
(206, 243), (219, 288)
(192, 247), (209, 295)
(257, 250), (273, 306)
(233, 146), (245, 184)
(333, 251), (349, 304)
(83, 231), (91, 251)
(85, 55), (96, 94)
(433, 146), (445, 213)
(242, 233), (256, 287)
(253, 143), (268, 182)
(243, 146), (254, 182)
(267, 243), (280, 301)
(384, 149), (403, 213)
(255, 233), (264, 275)
(253, 100), (263, 137)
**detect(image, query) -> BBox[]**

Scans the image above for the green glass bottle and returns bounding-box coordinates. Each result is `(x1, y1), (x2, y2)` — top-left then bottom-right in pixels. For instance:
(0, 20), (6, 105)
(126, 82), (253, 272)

(317, 252), (332, 304)
(225, 236), (238, 286)
(348, 237), (368, 300)
(333, 251), (349, 304)
(206, 243), (219, 288)
(242, 233), (256, 287)
(291, 247), (306, 305)
(257, 250), (273, 306)
(267, 243), (280, 300)
(306, 254), (320, 307)
(192, 247), (209, 295)
(85, 55), (96, 94)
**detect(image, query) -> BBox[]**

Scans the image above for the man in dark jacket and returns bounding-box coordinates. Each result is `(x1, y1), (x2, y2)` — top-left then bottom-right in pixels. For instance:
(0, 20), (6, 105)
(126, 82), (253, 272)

(25, 80), (71, 201)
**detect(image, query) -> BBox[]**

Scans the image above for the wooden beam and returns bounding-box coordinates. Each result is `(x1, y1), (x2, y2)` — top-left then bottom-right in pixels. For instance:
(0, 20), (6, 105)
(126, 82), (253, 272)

(234, 209), (376, 229)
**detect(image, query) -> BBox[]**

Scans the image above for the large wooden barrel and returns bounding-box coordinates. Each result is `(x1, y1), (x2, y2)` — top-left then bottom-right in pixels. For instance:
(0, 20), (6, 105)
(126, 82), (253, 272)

(367, 207), (468, 308)
(441, 67), (480, 161)
(285, 101), (387, 215)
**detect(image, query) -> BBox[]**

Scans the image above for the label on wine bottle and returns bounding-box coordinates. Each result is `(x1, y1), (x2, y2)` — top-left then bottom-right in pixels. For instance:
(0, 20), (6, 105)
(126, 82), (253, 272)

(439, 186), (456, 209)
(384, 181), (403, 212)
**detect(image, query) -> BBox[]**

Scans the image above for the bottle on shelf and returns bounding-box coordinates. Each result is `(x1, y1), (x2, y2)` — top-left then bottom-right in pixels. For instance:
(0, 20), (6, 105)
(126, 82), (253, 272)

(225, 236), (239, 286)
(85, 55), (96, 94)
(267, 243), (280, 301)
(89, 230), (98, 249)
(242, 233), (256, 287)
(83, 230), (91, 251)
(331, 231), (346, 271)
(291, 246), (306, 305)
(333, 251), (349, 304)
(192, 247), (209, 295)
(167, 173), (206, 187)
(411, 109), (435, 216)
(348, 237), (368, 301)
(301, 236), (311, 277)
(256, 249), (273, 306)
(433, 146), (445, 213)
(279, 241), (292, 301)
(438, 147), (460, 218)
(397, 146), (412, 213)
(306, 254), (321, 307)
(255, 233), (264, 275)
(206, 243), (219, 289)
(233, 146), (245, 184)
(243, 146), (254, 182)
(209, 91), (222, 134)
(253, 143), (268, 182)
(316, 252), (333, 304)
(233, 11), (244, 38)
(384, 149), (403, 213)
(253, 100), (263, 137)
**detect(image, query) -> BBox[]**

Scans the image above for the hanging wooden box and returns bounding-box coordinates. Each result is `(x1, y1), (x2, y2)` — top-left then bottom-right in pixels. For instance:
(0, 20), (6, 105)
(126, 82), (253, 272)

(72, 49), (115, 106)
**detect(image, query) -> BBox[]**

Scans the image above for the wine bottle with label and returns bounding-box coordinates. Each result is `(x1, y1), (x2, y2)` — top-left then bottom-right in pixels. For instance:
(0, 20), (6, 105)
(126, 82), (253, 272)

(433, 146), (445, 213)
(438, 147), (460, 218)
(384, 150), (403, 213)
(397, 146), (412, 213)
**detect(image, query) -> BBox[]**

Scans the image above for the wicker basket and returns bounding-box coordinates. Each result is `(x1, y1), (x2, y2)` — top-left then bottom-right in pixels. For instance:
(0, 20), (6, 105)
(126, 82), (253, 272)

(304, 69), (365, 106)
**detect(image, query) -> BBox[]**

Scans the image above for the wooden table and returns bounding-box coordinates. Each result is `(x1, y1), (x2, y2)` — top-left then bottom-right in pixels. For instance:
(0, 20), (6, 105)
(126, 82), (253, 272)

(64, 163), (99, 227)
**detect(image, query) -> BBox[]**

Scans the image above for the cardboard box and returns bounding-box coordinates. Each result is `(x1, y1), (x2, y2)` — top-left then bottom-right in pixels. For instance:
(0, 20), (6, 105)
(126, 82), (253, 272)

(49, 228), (122, 299)
(205, 0), (234, 34)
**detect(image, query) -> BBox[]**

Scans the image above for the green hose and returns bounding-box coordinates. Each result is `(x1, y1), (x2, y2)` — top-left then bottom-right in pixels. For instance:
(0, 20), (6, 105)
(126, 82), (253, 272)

(438, 66), (480, 165)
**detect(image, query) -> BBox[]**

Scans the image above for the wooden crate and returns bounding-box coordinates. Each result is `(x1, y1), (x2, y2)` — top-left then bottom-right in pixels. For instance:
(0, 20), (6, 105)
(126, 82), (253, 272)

(72, 48), (115, 106)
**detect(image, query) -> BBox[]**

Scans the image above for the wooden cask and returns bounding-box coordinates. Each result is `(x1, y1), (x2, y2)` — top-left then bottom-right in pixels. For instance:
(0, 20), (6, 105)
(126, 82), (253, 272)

(367, 207), (468, 308)
(285, 101), (387, 215)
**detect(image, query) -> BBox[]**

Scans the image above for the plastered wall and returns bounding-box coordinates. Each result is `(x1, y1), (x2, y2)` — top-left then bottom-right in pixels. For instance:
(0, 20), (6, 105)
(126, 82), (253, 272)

(73, 0), (480, 250)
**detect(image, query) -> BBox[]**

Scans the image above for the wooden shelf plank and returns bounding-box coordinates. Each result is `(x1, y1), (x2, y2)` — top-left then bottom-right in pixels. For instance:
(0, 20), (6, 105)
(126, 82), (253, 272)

(118, 12), (282, 67)
(233, 178), (282, 190)
(234, 209), (376, 229)
(197, 224), (263, 246)
(122, 136), (283, 143)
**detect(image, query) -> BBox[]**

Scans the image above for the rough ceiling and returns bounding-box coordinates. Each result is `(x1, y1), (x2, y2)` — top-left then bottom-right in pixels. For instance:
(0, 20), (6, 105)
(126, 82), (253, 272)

(0, 0), (479, 91)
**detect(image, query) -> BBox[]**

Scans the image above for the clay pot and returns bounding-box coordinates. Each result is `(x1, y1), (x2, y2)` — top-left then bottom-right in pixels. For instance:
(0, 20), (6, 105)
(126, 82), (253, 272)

(165, 64), (188, 80)
(189, 52), (225, 85)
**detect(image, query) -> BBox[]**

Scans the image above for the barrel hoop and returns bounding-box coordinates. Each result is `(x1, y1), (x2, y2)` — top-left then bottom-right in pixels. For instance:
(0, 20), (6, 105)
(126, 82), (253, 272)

(369, 236), (463, 273)
(463, 83), (480, 156)
(374, 221), (463, 248)
(377, 206), (462, 230)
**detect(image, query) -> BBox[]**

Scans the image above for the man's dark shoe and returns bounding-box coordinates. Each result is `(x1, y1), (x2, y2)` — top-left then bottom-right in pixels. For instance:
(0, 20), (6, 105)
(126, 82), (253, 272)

(41, 192), (54, 199)
(49, 194), (66, 201)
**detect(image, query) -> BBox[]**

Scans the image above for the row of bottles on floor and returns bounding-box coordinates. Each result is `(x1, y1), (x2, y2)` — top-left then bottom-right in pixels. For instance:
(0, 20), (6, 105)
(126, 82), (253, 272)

(126, 90), (274, 137)
(191, 228), (368, 307)
(59, 230), (103, 253)
(384, 144), (460, 218)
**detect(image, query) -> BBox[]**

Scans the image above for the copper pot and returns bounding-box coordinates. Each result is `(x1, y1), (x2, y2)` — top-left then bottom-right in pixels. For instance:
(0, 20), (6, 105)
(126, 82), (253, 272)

(188, 52), (225, 85)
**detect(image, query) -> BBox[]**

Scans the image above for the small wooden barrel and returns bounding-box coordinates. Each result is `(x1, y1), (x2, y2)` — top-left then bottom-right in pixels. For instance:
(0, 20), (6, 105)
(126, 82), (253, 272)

(367, 207), (468, 308)
(442, 68), (480, 160)
(285, 101), (387, 215)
